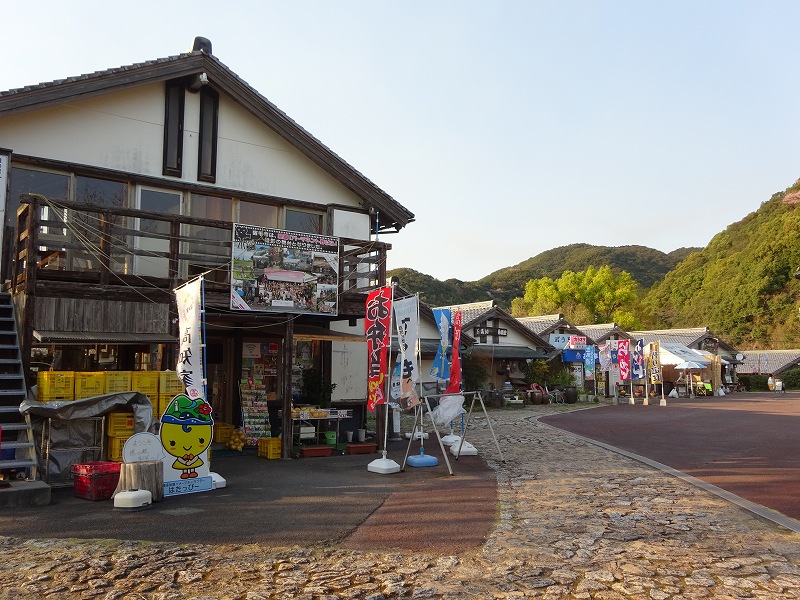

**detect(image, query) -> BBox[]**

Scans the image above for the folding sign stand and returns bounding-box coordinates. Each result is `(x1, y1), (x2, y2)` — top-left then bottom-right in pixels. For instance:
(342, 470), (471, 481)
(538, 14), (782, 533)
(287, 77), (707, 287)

(456, 391), (504, 463)
(401, 396), (454, 475)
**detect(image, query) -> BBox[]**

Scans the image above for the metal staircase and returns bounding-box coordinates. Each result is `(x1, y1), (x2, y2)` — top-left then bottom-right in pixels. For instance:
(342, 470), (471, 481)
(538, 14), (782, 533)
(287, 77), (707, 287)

(0, 292), (37, 481)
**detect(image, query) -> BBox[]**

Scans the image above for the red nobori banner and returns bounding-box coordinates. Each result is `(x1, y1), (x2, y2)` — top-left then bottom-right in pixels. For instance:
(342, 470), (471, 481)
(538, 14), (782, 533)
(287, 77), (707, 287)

(445, 310), (463, 394)
(365, 286), (392, 411)
(617, 339), (631, 381)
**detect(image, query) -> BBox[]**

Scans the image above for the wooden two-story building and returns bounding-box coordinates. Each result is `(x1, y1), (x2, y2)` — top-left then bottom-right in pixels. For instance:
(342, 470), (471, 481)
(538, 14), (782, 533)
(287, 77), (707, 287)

(0, 37), (414, 454)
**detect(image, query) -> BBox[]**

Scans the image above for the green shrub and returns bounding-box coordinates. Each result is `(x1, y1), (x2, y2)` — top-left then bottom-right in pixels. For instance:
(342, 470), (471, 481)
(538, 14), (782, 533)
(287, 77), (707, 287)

(738, 374), (769, 391)
(780, 368), (800, 390)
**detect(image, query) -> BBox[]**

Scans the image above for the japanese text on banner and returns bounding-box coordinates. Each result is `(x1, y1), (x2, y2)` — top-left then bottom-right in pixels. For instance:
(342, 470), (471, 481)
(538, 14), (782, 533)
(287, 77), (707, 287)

(445, 310), (463, 393)
(392, 295), (420, 410)
(174, 277), (204, 400)
(365, 286), (392, 411)
(617, 339), (631, 381)
(631, 339), (645, 379)
(650, 342), (663, 383)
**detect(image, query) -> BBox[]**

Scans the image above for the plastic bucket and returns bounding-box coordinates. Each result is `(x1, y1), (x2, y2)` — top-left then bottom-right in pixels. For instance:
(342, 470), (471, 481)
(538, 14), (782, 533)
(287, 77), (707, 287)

(325, 431), (338, 446)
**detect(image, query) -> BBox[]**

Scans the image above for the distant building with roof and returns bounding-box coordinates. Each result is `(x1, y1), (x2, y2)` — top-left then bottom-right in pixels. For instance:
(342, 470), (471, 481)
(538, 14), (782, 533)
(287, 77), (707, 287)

(436, 301), (552, 390)
(738, 350), (800, 376)
(574, 323), (633, 344)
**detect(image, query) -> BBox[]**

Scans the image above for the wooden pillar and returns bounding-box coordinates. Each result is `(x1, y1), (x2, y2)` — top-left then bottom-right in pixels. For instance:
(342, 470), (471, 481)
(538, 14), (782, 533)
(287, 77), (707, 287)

(281, 319), (294, 459)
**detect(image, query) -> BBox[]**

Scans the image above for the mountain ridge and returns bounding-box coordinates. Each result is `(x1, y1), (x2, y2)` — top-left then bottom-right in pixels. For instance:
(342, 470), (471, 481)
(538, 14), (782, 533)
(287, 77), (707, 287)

(388, 243), (700, 309)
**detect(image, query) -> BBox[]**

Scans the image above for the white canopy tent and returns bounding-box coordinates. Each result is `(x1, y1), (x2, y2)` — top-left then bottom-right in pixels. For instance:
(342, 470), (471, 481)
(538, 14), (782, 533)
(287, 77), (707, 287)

(658, 343), (712, 366)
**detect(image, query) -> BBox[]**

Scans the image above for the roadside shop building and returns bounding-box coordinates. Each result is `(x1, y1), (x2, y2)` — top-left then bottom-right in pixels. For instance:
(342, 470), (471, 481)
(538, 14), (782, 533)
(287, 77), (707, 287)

(0, 37), (414, 458)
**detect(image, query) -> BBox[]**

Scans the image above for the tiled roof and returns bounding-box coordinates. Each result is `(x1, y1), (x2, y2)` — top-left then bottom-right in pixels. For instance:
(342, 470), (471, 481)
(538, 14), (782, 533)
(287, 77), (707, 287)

(628, 328), (710, 346)
(434, 301), (554, 352)
(517, 314), (583, 338)
(574, 323), (633, 343)
(0, 45), (414, 231)
(738, 350), (800, 375)
(436, 301), (496, 325)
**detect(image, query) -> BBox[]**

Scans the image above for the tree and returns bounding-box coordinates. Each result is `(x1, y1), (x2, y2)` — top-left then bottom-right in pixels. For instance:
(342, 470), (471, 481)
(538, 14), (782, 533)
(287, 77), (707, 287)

(511, 265), (640, 326)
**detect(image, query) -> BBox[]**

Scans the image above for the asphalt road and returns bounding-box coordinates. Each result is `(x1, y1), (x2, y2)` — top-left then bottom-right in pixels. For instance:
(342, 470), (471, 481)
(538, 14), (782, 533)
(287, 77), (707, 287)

(541, 392), (800, 520)
(0, 438), (496, 553)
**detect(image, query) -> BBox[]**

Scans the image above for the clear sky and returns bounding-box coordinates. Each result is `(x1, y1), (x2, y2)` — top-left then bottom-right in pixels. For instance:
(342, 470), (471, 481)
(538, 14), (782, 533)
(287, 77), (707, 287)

(3, 1), (799, 282)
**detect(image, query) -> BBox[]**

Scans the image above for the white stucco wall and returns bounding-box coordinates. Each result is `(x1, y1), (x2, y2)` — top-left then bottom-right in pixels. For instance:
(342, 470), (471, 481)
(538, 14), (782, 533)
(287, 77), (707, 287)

(329, 320), (368, 402)
(1, 83), (367, 211)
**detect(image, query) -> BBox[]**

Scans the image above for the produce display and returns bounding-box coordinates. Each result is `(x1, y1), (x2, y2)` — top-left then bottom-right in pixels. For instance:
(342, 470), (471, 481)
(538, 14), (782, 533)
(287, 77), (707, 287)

(225, 429), (247, 452)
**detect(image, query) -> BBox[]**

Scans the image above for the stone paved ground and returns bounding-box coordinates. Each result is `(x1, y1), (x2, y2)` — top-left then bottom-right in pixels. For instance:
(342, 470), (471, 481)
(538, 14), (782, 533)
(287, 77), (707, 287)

(2, 403), (800, 599)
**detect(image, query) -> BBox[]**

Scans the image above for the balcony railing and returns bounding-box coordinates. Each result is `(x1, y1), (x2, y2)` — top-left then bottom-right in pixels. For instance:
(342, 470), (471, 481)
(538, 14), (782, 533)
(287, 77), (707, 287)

(10, 194), (389, 307)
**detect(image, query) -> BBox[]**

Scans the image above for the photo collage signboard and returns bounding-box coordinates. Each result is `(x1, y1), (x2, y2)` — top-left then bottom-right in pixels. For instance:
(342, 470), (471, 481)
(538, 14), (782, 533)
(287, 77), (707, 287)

(230, 223), (339, 315)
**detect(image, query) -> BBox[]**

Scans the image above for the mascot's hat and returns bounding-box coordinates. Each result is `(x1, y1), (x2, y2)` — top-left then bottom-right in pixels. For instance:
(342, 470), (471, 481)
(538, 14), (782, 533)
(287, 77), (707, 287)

(161, 393), (213, 426)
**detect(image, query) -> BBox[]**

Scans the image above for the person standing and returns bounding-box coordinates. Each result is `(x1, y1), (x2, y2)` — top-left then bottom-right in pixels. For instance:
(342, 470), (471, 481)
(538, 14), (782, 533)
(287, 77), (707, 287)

(768, 374), (775, 392)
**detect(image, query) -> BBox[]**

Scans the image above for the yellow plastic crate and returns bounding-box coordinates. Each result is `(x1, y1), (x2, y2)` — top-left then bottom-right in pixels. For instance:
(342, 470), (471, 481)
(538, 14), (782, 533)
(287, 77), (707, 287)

(37, 371), (75, 401)
(106, 412), (135, 437)
(106, 435), (131, 462)
(258, 437), (281, 459)
(132, 371), (159, 413)
(75, 372), (105, 400)
(159, 371), (184, 396)
(104, 371), (132, 393)
(131, 371), (159, 396)
(157, 394), (177, 417)
(213, 422), (235, 443)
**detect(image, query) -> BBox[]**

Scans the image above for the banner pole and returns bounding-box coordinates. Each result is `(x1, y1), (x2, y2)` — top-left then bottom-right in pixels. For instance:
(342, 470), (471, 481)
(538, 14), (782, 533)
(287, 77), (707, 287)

(200, 275), (208, 401)
(383, 285), (395, 450)
(368, 283), (401, 474)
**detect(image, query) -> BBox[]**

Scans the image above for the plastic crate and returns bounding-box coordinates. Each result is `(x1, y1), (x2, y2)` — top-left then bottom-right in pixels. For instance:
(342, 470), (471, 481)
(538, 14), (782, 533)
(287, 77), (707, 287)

(131, 371), (159, 396)
(214, 422), (235, 443)
(258, 437), (281, 459)
(159, 371), (184, 396)
(71, 461), (121, 501)
(104, 371), (132, 393)
(107, 435), (131, 462)
(106, 412), (135, 437)
(75, 372), (105, 400)
(37, 371), (75, 401)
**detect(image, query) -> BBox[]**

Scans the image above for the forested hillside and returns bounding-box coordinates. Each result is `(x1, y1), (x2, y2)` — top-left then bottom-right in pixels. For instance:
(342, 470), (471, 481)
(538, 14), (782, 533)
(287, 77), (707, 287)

(389, 244), (696, 309)
(389, 180), (800, 348)
(642, 182), (800, 347)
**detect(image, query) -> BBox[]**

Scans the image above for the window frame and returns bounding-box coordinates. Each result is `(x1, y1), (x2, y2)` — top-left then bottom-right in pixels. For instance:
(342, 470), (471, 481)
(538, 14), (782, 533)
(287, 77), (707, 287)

(162, 80), (185, 178)
(197, 87), (219, 183)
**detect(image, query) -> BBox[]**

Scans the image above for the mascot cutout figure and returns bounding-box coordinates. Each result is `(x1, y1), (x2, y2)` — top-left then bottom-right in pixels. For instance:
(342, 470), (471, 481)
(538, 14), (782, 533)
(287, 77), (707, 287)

(160, 393), (214, 495)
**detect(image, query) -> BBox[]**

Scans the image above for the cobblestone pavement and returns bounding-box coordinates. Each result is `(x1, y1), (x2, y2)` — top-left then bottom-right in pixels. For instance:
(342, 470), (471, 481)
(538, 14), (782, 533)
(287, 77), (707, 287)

(3, 403), (800, 599)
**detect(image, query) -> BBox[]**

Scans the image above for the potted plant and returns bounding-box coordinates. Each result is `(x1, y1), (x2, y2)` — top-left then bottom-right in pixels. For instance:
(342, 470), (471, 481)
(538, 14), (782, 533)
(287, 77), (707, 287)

(548, 371), (578, 403)
(299, 368), (336, 408)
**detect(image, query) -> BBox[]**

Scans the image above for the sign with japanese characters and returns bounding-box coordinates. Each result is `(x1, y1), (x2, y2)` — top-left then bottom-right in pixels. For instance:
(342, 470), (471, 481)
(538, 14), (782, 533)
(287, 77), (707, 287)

(445, 310), (463, 394)
(175, 277), (204, 400)
(650, 342), (663, 383)
(617, 340), (631, 381)
(391, 295), (420, 410)
(230, 223), (339, 315)
(365, 286), (392, 411)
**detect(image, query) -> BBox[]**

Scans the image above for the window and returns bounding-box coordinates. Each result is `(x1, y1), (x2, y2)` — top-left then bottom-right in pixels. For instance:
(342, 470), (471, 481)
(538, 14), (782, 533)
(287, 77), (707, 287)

(163, 80), (184, 177)
(6, 168), (70, 274)
(135, 189), (181, 277)
(184, 193), (231, 282)
(239, 200), (278, 229)
(197, 87), (219, 183)
(285, 209), (322, 234)
(73, 176), (129, 272)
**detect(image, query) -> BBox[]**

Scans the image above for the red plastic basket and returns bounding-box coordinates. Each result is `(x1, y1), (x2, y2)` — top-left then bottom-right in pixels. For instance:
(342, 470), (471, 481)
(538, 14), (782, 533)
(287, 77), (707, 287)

(71, 462), (121, 501)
